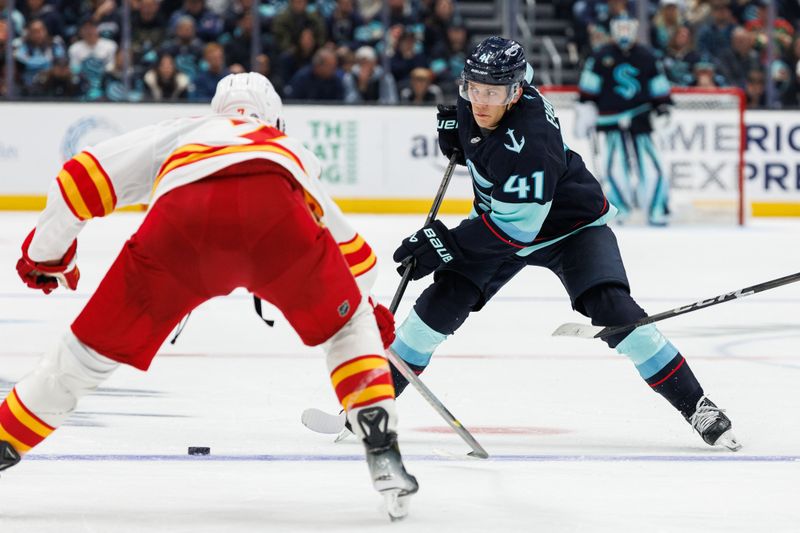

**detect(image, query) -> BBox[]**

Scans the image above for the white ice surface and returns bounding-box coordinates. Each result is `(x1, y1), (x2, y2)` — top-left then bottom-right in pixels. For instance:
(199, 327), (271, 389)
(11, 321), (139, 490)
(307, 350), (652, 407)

(1, 212), (799, 532)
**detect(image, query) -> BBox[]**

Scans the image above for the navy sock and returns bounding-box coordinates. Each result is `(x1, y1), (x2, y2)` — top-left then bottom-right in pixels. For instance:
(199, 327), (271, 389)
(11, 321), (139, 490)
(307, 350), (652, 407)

(645, 353), (704, 418)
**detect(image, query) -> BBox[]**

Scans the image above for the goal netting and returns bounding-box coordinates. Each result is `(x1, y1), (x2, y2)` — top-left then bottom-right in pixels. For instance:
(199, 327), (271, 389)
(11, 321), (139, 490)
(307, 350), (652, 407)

(539, 86), (746, 225)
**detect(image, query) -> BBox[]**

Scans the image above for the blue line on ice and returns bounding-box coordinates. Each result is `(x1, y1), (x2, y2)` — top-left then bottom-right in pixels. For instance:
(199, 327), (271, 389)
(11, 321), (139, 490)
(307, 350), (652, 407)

(25, 454), (800, 463)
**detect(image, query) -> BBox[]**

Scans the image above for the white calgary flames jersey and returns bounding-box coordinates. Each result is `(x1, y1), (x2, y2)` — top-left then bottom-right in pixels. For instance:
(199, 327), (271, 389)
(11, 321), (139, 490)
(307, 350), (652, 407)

(29, 114), (378, 293)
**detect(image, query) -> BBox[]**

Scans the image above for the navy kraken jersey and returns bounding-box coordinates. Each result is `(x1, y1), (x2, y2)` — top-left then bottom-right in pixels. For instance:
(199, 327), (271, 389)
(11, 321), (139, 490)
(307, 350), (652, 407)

(450, 83), (613, 262)
(578, 43), (672, 133)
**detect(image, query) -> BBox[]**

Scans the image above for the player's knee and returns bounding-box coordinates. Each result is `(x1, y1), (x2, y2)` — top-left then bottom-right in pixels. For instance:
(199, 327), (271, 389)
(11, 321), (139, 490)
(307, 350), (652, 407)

(415, 271), (480, 335)
(325, 299), (384, 370)
(576, 283), (646, 347)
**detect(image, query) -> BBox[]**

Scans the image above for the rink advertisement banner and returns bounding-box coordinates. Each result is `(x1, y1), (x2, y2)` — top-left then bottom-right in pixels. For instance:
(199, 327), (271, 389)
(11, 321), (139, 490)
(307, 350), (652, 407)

(0, 102), (799, 216)
(0, 102), (475, 214)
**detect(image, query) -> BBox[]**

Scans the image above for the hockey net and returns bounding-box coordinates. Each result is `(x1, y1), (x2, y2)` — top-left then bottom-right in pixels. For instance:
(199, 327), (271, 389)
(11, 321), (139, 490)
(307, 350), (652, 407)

(539, 86), (746, 225)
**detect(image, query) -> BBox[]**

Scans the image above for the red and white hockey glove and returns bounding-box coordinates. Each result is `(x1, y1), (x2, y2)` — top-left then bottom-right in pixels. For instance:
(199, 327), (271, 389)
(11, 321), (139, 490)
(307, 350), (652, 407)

(16, 229), (80, 294)
(370, 298), (396, 349)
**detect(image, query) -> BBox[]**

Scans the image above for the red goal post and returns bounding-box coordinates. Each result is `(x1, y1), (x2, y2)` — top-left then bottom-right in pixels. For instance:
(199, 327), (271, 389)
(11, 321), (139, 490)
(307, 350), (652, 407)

(539, 86), (747, 225)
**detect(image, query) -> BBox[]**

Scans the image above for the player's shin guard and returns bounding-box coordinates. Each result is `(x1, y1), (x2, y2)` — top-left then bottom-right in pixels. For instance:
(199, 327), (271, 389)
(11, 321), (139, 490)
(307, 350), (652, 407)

(324, 300), (398, 437)
(0, 331), (119, 464)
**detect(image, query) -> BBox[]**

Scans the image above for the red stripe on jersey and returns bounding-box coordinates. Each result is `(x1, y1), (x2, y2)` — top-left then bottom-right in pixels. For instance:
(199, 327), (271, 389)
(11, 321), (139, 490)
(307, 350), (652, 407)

(63, 159), (105, 218)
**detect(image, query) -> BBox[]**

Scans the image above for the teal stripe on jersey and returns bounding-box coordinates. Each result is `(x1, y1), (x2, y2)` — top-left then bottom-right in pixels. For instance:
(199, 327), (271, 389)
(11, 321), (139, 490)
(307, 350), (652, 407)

(595, 103), (652, 127)
(489, 199), (552, 242)
(391, 309), (448, 367)
(467, 159), (493, 188)
(515, 206), (617, 256)
(614, 324), (678, 379)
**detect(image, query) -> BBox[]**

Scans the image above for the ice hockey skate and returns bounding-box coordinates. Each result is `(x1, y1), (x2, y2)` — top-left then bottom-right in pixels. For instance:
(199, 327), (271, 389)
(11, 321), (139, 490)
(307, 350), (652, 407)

(686, 396), (742, 451)
(357, 407), (418, 521)
(0, 441), (21, 472)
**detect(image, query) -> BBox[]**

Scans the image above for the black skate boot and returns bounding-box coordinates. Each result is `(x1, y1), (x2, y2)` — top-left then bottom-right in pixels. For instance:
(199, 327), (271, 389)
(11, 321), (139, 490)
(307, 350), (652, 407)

(686, 396), (742, 451)
(357, 407), (418, 521)
(0, 441), (21, 472)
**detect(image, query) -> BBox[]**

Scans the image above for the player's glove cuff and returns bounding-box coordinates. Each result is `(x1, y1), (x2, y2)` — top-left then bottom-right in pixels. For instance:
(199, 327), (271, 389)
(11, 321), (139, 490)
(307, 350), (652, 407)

(436, 104), (466, 166)
(16, 229), (80, 294)
(393, 220), (462, 280)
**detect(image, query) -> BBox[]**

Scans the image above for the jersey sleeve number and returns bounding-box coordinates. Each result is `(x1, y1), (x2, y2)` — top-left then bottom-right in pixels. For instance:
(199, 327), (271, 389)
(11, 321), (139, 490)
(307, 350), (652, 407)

(503, 171), (544, 201)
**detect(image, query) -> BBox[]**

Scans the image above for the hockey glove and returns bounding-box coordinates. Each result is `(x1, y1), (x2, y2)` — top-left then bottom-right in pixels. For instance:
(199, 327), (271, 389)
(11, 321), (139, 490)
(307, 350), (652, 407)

(16, 229), (80, 294)
(369, 297), (396, 349)
(393, 220), (462, 281)
(650, 104), (672, 131)
(436, 104), (465, 165)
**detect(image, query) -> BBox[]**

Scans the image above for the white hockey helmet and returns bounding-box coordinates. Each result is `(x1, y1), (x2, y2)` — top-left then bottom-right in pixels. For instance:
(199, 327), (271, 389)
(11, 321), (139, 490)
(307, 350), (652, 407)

(610, 14), (639, 50)
(211, 72), (284, 130)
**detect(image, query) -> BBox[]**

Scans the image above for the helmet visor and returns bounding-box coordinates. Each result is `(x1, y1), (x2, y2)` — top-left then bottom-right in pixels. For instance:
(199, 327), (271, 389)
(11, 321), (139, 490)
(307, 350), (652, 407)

(458, 78), (519, 106)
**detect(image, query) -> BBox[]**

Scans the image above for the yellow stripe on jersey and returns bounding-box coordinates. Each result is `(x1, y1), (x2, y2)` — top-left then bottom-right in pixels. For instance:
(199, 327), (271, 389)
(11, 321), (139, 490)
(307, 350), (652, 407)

(349, 252), (377, 277)
(57, 168), (93, 220)
(73, 152), (115, 216)
(330, 355), (389, 388)
(339, 235), (366, 255)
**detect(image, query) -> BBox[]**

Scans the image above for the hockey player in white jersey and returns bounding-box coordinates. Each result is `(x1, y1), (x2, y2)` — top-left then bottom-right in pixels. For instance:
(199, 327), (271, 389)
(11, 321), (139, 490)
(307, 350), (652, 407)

(2, 73), (417, 520)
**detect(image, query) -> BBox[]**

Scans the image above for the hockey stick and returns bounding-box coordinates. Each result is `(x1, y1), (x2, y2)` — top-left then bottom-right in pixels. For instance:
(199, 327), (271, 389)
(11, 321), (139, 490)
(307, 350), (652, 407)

(387, 153), (488, 459)
(552, 271), (800, 340)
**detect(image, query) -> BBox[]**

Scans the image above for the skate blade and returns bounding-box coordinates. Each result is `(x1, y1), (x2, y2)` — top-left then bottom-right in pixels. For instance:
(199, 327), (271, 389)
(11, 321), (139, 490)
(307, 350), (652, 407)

(716, 429), (742, 451)
(382, 489), (413, 521)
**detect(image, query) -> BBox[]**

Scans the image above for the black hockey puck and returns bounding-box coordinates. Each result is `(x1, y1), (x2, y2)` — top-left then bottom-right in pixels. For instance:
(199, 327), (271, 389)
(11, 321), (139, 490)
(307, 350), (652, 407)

(188, 446), (211, 456)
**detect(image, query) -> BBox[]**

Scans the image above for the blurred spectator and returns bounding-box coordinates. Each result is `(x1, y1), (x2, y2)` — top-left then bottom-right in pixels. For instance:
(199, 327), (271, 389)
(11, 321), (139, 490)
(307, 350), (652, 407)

(744, 68), (765, 107)
(101, 49), (144, 101)
(29, 56), (82, 98)
(221, 11), (257, 70)
(389, 29), (428, 83)
(650, 0), (685, 54)
(684, 0), (711, 30)
(144, 53), (191, 100)
(278, 26), (319, 85)
(326, 0), (363, 48)
(662, 25), (699, 86)
(69, 18), (117, 100)
(429, 23), (467, 95)
(21, 0), (63, 41)
(336, 44), (356, 74)
(695, 0), (735, 58)
(745, 1), (794, 60)
(88, 0), (121, 42)
(192, 42), (229, 100)
(691, 59), (726, 87)
(343, 45), (398, 103)
(356, 0), (382, 21)
(399, 66), (442, 103)
(272, 0), (327, 55)
(423, 0), (462, 55)
(0, 0), (26, 37)
(715, 26), (759, 89)
(251, 52), (277, 91)
(131, 0), (168, 66)
(284, 47), (344, 101)
(168, 0), (224, 42)
(572, 0), (633, 53)
(13, 18), (66, 89)
(160, 15), (204, 81)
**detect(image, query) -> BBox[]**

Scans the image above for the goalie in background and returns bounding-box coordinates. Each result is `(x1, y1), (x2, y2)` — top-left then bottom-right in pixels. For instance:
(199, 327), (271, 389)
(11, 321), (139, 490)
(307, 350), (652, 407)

(575, 13), (674, 226)
(1, 73), (417, 520)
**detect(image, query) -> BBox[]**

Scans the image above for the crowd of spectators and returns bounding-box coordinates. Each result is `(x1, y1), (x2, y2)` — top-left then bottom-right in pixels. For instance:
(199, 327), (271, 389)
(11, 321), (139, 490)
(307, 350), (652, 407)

(1, 0), (796, 108)
(568, 0), (800, 107)
(0, 0), (467, 104)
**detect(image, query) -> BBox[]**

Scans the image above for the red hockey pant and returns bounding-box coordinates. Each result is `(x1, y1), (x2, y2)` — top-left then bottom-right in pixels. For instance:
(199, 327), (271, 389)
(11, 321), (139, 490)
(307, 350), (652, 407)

(71, 160), (361, 370)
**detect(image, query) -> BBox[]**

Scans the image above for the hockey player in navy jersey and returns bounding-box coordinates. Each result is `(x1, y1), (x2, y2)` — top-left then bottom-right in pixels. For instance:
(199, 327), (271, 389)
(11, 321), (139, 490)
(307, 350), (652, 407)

(388, 36), (740, 451)
(575, 14), (673, 226)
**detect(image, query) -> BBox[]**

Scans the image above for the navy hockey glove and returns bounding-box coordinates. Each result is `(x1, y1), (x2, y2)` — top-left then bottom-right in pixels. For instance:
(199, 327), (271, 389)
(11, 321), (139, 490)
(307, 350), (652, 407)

(393, 220), (462, 280)
(436, 104), (465, 166)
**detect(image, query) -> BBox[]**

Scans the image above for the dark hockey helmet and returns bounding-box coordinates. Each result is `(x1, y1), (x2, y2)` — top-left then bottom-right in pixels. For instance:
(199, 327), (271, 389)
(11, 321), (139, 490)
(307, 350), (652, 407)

(459, 36), (529, 105)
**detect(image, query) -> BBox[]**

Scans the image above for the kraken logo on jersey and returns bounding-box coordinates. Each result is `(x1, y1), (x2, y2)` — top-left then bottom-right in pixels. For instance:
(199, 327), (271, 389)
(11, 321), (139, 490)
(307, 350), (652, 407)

(613, 64), (641, 100)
